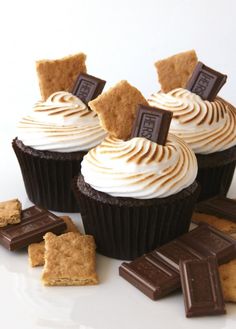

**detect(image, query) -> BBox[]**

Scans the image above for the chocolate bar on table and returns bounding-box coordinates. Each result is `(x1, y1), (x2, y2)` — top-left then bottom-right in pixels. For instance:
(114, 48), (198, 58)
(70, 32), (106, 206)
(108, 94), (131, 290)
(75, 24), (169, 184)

(186, 62), (227, 101)
(179, 257), (226, 317)
(0, 206), (67, 251)
(195, 196), (236, 223)
(71, 73), (106, 105)
(119, 224), (236, 300)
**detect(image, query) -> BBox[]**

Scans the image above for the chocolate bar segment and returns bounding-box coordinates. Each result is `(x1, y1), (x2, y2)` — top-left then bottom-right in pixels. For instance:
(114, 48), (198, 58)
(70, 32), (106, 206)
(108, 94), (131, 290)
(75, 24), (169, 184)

(119, 225), (236, 300)
(119, 253), (180, 300)
(196, 196), (236, 222)
(186, 62), (227, 101)
(155, 240), (203, 271)
(71, 73), (106, 105)
(0, 206), (67, 250)
(179, 224), (236, 265)
(179, 257), (226, 317)
(131, 104), (173, 145)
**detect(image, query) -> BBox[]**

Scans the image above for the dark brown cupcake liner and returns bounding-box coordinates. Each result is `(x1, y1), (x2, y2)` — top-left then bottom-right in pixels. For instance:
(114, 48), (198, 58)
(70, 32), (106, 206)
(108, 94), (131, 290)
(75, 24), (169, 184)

(12, 138), (86, 212)
(196, 145), (236, 201)
(73, 175), (200, 260)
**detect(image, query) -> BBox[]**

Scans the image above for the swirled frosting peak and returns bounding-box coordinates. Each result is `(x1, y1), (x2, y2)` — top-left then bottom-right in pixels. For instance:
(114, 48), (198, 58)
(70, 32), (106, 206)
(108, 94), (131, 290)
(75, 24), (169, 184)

(17, 91), (107, 152)
(81, 134), (197, 199)
(148, 88), (236, 154)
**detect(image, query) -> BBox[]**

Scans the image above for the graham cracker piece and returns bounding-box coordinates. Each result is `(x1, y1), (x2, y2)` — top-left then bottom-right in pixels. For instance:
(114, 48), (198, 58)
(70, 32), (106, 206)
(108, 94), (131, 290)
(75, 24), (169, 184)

(155, 50), (198, 92)
(36, 53), (87, 100)
(89, 80), (148, 140)
(0, 199), (21, 227)
(192, 212), (236, 235)
(219, 259), (236, 302)
(28, 215), (81, 267)
(42, 232), (98, 286)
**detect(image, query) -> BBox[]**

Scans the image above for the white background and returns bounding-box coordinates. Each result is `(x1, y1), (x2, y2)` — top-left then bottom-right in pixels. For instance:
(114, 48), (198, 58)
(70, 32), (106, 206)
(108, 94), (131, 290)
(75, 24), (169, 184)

(0, 0), (236, 328)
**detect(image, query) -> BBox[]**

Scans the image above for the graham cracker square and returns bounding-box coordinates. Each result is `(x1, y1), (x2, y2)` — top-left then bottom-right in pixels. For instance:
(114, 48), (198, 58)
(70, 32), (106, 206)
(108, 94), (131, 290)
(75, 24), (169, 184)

(219, 259), (236, 302)
(89, 80), (148, 140)
(28, 215), (81, 267)
(36, 52), (87, 100)
(155, 50), (198, 92)
(41, 232), (98, 286)
(0, 199), (21, 227)
(192, 212), (236, 235)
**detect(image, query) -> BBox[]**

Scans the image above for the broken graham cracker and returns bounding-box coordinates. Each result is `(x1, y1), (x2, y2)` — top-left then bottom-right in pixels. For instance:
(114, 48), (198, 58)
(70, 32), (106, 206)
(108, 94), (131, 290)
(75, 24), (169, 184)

(88, 80), (148, 140)
(219, 259), (236, 303)
(42, 232), (98, 286)
(28, 215), (81, 267)
(192, 212), (236, 235)
(36, 53), (87, 100)
(155, 50), (198, 93)
(0, 199), (21, 227)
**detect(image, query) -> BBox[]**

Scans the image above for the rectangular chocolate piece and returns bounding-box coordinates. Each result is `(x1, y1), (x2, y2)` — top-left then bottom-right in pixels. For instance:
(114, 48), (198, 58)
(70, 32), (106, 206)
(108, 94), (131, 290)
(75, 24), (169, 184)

(179, 257), (226, 317)
(71, 73), (106, 105)
(119, 225), (236, 300)
(131, 104), (173, 145)
(179, 224), (236, 265)
(119, 253), (180, 300)
(155, 239), (204, 271)
(0, 206), (67, 250)
(196, 196), (236, 222)
(186, 62), (227, 101)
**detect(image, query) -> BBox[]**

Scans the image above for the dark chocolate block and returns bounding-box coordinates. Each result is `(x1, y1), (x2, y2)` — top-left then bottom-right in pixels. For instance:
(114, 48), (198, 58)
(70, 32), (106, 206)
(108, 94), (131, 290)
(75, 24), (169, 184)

(119, 253), (180, 300)
(119, 225), (236, 300)
(155, 240), (203, 271)
(179, 257), (226, 317)
(0, 206), (67, 250)
(71, 73), (106, 105)
(179, 225), (236, 265)
(131, 104), (172, 145)
(186, 62), (227, 101)
(196, 196), (236, 222)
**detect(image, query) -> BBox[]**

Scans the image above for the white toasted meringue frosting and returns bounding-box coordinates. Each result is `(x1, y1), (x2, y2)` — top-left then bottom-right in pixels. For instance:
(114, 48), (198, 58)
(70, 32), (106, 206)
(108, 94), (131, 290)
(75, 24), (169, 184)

(81, 134), (197, 199)
(17, 91), (107, 152)
(148, 88), (236, 154)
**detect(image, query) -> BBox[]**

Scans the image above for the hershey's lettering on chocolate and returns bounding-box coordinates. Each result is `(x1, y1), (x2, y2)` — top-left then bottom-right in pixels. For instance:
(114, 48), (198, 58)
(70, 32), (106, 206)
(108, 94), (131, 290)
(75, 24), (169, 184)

(131, 105), (173, 145)
(72, 73), (106, 104)
(186, 62), (227, 101)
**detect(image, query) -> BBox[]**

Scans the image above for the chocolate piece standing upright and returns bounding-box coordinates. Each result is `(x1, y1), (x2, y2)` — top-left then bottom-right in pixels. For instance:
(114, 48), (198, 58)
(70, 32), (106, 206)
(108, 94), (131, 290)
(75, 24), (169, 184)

(186, 62), (227, 101)
(0, 206), (67, 251)
(131, 104), (173, 145)
(119, 225), (236, 300)
(71, 73), (106, 105)
(196, 196), (236, 222)
(179, 257), (226, 317)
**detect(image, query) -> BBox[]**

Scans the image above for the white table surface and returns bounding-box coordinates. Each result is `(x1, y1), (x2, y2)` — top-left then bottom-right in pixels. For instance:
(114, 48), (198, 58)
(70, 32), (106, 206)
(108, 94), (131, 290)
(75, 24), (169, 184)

(0, 127), (236, 329)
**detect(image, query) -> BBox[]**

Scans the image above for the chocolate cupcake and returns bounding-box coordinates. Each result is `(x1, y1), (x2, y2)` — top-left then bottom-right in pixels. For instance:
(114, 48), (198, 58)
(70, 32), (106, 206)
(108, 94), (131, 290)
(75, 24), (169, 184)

(148, 88), (236, 201)
(13, 91), (106, 212)
(73, 134), (199, 260)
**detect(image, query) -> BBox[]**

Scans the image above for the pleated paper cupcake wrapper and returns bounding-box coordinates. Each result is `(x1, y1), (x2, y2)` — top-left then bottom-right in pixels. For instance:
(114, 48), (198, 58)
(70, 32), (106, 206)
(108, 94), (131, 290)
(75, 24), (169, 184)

(196, 161), (236, 202)
(12, 139), (85, 212)
(73, 178), (200, 260)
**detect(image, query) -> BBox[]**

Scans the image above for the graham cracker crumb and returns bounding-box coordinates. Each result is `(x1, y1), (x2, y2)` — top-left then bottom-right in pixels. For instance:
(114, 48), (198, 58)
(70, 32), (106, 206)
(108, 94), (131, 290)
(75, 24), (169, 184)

(0, 199), (21, 227)
(219, 259), (236, 302)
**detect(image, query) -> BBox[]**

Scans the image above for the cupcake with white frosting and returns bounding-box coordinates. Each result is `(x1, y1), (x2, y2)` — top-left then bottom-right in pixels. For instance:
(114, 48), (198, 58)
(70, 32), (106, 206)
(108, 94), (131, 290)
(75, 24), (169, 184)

(148, 88), (236, 200)
(13, 91), (106, 212)
(73, 134), (199, 260)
